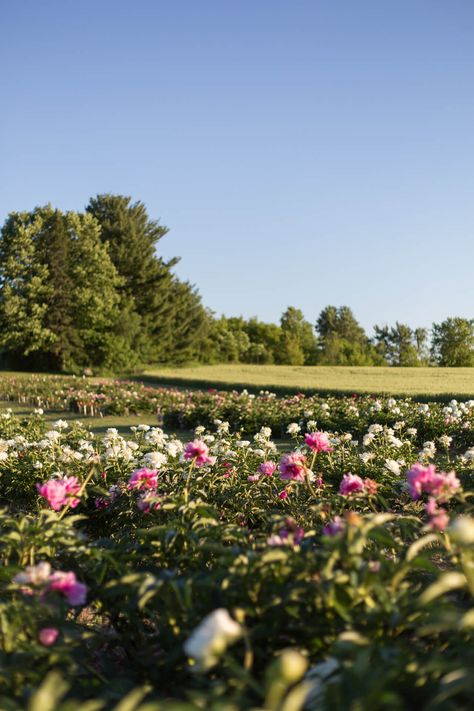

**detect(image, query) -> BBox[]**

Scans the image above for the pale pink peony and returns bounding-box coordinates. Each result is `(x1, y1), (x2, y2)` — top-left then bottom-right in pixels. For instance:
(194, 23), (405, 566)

(425, 497), (449, 531)
(339, 473), (365, 495)
(128, 467), (158, 491)
(184, 440), (216, 467)
(304, 431), (333, 453)
(37, 476), (81, 511)
(39, 627), (59, 646)
(258, 461), (276, 477)
(279, 452), (307, 482)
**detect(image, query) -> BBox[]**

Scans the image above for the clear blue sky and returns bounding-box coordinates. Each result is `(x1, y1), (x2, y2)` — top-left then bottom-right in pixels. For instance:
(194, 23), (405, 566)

(2, 0), (474, 334)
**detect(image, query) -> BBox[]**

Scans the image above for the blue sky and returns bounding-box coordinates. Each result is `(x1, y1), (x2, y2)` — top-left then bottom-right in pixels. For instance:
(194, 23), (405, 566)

(2, 0), (474, 334)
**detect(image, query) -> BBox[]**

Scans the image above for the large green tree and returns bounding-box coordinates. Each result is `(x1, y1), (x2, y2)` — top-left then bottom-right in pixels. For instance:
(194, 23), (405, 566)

(86, 194), (179, 362)
(0, 206), (125, 371)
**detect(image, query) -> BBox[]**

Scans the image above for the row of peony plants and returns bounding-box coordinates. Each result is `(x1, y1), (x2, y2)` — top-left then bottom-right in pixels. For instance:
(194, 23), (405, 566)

(1, 408), (474, 708)
(2, 374), (474, 446)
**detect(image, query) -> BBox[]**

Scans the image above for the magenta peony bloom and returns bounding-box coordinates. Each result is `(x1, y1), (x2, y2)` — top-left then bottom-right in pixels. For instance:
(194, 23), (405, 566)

(339, 473), (365, 495)
(128, 467), (158, 491)
(39, 627), (59, 646)
(37, 476), (81, 511)
(304, 431), (333, 453)
(184, 440), (216, 467)
(48, 571), (87, 606)
(258, 461), (276, 477)
(279, 452), (307, 482)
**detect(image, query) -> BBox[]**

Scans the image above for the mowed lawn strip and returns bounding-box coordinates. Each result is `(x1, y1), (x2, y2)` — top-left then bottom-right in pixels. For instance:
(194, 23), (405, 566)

(142, 364), (474, 398)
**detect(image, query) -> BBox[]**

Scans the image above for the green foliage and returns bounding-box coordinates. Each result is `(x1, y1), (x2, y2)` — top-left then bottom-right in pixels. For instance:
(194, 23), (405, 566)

(431, 317), (474, 367)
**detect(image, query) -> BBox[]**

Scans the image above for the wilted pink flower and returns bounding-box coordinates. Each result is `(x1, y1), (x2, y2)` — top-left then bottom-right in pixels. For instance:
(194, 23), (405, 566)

(258, 461), (276, 477)
(94, 497), (109, 509)
(304, 431), (333, 453)
(37, 477), (81, 511)
(339, 473), (365, 495)
(247, 474), (260, 482)
(279, 452), (307, 482)
(137, 492), (161, 513)
(39, 627), (59, 646)
(363, 478), (378, 495)
(128, 467), (158, 491)
(48, 571), (87, 606)
(407, 463), (461, 502)
(184, 440), (216, 467)
(322, 516), (345, 537)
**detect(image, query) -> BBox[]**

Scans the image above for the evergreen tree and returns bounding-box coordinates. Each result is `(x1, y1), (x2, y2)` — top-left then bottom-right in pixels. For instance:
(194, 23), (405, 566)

(86, 194), (177, 362)
(0, 206), (124, 371)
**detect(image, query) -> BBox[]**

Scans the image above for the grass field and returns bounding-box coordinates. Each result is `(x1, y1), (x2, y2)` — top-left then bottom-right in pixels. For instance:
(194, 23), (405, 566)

(142, 364), (474, 398)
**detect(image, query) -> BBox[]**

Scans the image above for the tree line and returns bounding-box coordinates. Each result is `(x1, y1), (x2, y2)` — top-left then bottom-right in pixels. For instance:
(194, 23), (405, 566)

(0, 195), (473, 371)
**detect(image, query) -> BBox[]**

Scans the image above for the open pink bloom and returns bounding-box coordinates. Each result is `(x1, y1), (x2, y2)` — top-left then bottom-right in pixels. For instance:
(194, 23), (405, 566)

(339, 473), (365, 495)
(184, 440), (216, 467)
(279, 452), (307, 482)
(128, 467), (158, 491)
(39, 627), (59, 646)
(304, 431), (333, 453)
(322, 516), (345, 537)
(407, 463), (461, 502)
(48, 571), (87, 606)
(425, 497), (449, 531)
(37, 476), (81, 511)
(258, 461), (276, 477)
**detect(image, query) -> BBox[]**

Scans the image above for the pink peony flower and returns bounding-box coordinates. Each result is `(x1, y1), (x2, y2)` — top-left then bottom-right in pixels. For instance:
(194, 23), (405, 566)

(304, 431), (333, 453)
(258, 461), (276, 477)
(37, 477), (81, 511)
(339, 473), (365, 495)
(407, 463), (461, 502)
(184, 440), (216, 467)
(128, 467), (158, 491)
(279, 452), (307, 482)
(48, 571), (87, 606)
(39, 627), (59, 646)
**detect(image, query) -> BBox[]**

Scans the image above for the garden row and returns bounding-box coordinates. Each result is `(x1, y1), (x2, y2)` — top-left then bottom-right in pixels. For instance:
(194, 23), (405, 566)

(2, 374), (474, 447)
(1, 405), (474, 708)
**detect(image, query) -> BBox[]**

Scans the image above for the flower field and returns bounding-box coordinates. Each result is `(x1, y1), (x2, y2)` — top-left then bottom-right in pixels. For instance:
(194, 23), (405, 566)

(2, 383), (474, 708)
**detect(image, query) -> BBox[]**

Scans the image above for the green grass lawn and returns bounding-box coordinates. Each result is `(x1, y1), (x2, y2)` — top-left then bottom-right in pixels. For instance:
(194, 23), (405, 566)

(141, 364), (474, 398)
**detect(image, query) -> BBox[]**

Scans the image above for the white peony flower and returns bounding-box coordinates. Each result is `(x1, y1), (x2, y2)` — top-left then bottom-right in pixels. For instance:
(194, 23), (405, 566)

(184, 609), (242, 671)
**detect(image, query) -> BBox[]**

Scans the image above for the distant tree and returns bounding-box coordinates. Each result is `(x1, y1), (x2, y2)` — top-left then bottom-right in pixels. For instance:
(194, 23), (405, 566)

(316, 305), (379, 365)
(278, 307), (317, 365)
(242, 318), (282, 364)
(431, 318), (474, 367)
(373, 322), (426, 366)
